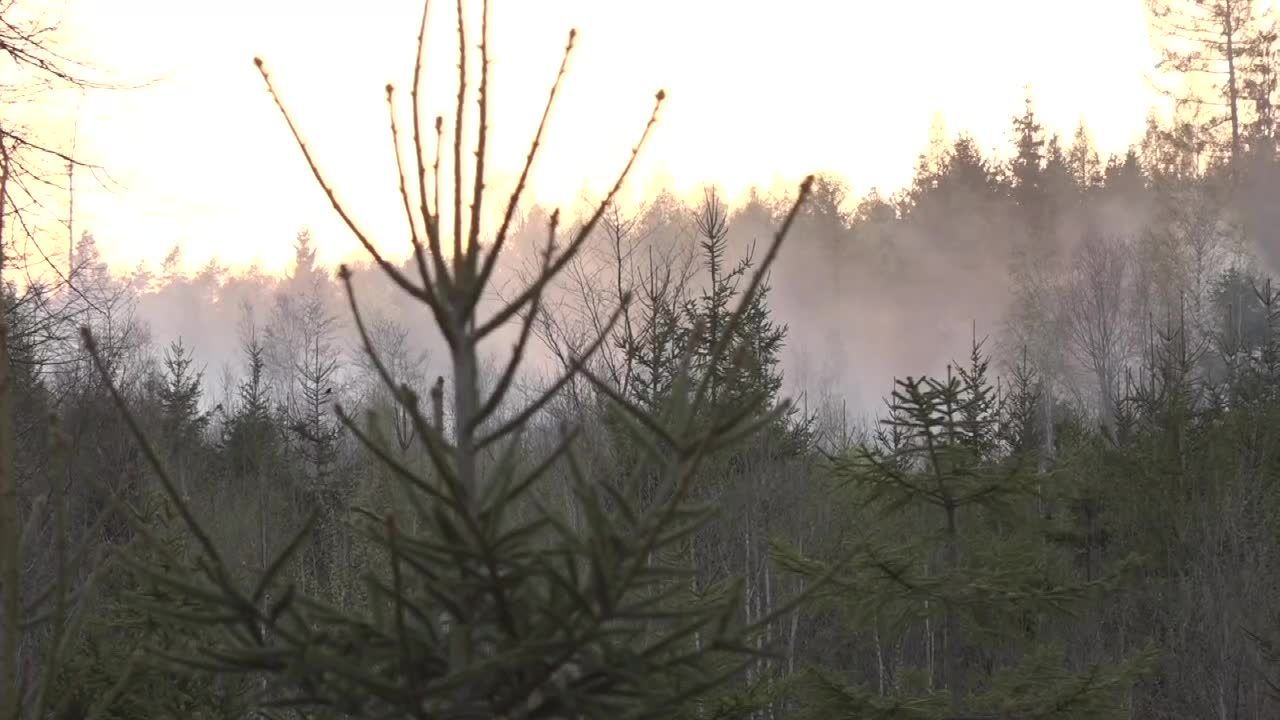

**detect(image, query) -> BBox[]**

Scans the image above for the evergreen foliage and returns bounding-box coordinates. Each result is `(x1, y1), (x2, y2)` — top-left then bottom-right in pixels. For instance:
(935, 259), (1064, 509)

(66, 4), (823, 717)
(777, 335), (1153, 718)
(156, 338), (209, 449)
(6, 1), (1280, 718)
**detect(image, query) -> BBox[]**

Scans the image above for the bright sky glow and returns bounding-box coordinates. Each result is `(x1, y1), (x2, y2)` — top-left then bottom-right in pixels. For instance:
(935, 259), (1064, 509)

(41, 0), (1162, 275)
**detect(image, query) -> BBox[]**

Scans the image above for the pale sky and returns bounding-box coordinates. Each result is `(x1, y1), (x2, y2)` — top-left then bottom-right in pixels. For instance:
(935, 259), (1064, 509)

(36, 0), (1161, 275)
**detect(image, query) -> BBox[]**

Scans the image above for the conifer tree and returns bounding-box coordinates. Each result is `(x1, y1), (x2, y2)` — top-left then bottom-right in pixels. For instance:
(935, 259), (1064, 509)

(223, 320), (272, 471)
(157, 338), (208, 446)
(780, 339), (1150, 719)
(684, 189), (791, 434)
(625, 255), (687, 415)
(81, 2), (823, 717)
(221, 311), (283, 598)
(1010, 94), (1047, 214)
(289, 228), (320, 293)
(907, 115), (950, 208)
(293, 329), (340, 489)
(156, 337), (208, 499)
(1147, 0), (1275, 168)
(56, 490), (251, 720)
(1068, 121), (1104, 191)
(956, 328), (1000, 458)
(999, 346), (1044, 459)
(623, 189), (803, 452)
(690, 189), (739, 410)
(1042, 134), (1078, 205)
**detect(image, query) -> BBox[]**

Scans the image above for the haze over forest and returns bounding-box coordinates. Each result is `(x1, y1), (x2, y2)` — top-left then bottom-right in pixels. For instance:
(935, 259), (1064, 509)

(21, 0), (1245, 416)
(2, 1), (1280, 718)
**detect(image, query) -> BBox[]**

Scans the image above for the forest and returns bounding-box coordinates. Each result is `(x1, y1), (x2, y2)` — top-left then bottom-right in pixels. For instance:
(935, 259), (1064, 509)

(3, 0), (1280, 718)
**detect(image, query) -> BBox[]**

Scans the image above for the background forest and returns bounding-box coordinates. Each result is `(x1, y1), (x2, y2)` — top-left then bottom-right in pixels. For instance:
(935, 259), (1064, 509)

(4, 0), (1280, 718)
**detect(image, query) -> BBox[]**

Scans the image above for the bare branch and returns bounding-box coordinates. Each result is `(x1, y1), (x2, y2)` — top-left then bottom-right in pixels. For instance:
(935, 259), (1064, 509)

(409, 1), (453, 292)
(471, 28), (577, 310)
(477, 296), (629, 450)
(452, 0), (468, 268)
(255, 58), (430, 308)
(471, 210), (558, 431)
(477, 89), (666, 339)
(464, 0), (491, 279)
(386, 84), (435, 298)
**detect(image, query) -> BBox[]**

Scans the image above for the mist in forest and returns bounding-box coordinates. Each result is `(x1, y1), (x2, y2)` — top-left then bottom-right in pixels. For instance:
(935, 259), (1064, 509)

(126, 176), (1023, 427)
(9, 1), (1280, 718)
(121, 118), (1175, 432)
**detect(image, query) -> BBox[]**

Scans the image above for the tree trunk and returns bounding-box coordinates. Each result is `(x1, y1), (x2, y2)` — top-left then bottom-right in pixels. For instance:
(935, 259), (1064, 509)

(944, 502), (963, 715)
(1040, 378), (1056, 473)
(0, 140), (19, 720)
(1098, 365), (1116, 437)
(1225, 2), (1241, 169)
(0, 307), (16, 720)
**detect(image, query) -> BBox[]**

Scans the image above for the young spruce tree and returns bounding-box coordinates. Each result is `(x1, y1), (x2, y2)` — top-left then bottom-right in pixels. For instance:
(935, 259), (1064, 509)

(779, 335), (1151, 719)
(80, 1), (825, 717)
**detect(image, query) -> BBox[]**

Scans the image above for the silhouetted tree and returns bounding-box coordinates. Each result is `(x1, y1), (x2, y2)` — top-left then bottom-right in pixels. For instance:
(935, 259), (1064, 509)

(1147, 0), (1275, 168)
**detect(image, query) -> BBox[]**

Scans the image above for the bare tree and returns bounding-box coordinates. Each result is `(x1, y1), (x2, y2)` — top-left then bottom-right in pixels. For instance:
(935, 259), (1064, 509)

(1061, 230), (1135, 432)
(353, 315), (429, 454)
(528, 196), (696, 418)
(0, 6), (138, 708)
(0, 0), (121, 276)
